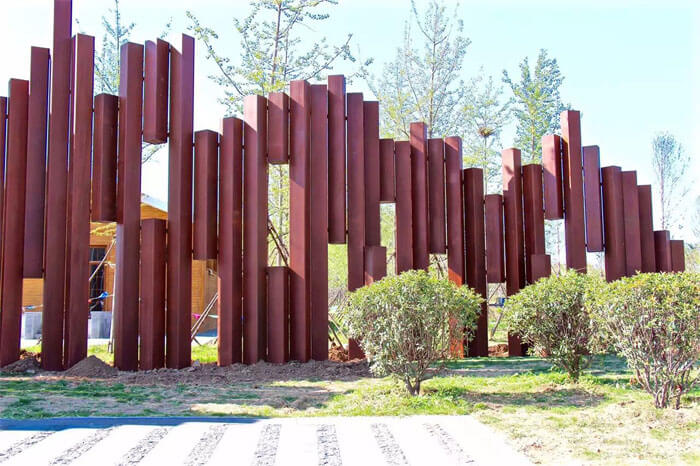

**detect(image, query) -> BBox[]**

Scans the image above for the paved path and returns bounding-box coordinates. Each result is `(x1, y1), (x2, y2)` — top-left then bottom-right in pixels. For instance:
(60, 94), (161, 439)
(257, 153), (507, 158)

(0, 416), (530, 465)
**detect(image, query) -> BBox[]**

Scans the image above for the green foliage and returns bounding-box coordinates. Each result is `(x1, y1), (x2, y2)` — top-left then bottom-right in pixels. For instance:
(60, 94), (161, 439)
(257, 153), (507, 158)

(503, 270), (604, 382)
(343, 270), (482, 395)
(591, 272), (700, 409)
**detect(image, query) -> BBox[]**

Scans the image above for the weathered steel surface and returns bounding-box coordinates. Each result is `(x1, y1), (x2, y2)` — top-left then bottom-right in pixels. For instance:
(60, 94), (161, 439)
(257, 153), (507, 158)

(445, 137), (464, 286)
(485, 194), (505, 284)
(139, 218), (166, 370)
(193, 130), (219, 260)
(218, 117), (243, 366)
(327, 75), (346, 244)
(394, 140), (413, 274)
(347, 93), (365, 291)
(410, 122), (429, 270)
(654, 230), (672, 272)
(0, 80), (29, 367)
(363, 101), (381, 247)
(582, 145), (603, 252)
(243, 94), (268, 364)
(542, 134), (563, 220)
(560, 110), (587, 272)
(64, 34), (95, 369)
(522, 163), (545, 284)
(23, 47), (50, 278)
(114, 42), (143, 371)
(601, 166), (626, 282)
(670, 240), (685, 272)
(0, 97), (6, 259)
(621, 171), (642, 276)
(379, 138), (395, 203)
(528, 254), (551, 283)
(637, 185), (656, 273)
(267, 266), (290, 364)
(268, 92), (289, 164)
(428, 138), (446, 254)
(143, 39), (169, 144)
(92, 94), (118, 222)
(364, 246), (387, 285)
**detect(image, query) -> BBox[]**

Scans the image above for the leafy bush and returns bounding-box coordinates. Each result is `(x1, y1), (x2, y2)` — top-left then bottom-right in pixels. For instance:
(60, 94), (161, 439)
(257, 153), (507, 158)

(503, 270), (604, 382)
(592, 272), (700, 409)
(343, 270), (482, 395)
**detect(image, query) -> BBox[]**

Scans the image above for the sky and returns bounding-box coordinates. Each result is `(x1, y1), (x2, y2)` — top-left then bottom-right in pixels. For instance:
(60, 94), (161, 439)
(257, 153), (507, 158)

(1, 0), (698, 240)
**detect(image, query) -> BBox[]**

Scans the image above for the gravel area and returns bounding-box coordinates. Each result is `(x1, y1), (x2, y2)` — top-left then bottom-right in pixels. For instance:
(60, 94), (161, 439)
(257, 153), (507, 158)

(252, 423), (281, 466)
(370, 423), (408, 466)
(183, 423), (228, 466)
(49, 427), (115, 465)
(424, 423), (476, 464)
(116, 426), (170, 465)
(0, 431), (54, 463)
(316, 424), (342, 466)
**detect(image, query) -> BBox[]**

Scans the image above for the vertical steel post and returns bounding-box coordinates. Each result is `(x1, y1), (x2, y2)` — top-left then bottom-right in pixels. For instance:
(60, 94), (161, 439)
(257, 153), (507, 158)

(364, 246), (387, 285)
(139, 218), (166, 370)
(143, 39), (169, 144)
(0, 97), (6, 260)
(410, 122), (429, 270)
(267, 266), (290, 364)
(582, 146), (603, 252)
(193, 130), (219, 260)
(528, 254), (551, 283)
(428, 138), (446, 254)
(485, 194), (505, 284)
(327, 75), (347, 244)
(394, 140), (413, 274)
(670, 240), (685, 272)
(637, 185), (656, 273)
(653, 230), (672, 272)
(560, 110), (587, 272)
(363, 101), (380, 247)
(542, 135), (564, 220)
(347, 93), (365, 290)
(267, 92), (289, 164)
(92, 94), (118, 222)
(464, 168), (487, 357)
(379, 139), (395, 203)
(522, 163), (546, 284)
(445, 137), (465, 286)
(621, 171), (642, 276)
(601, 166), (626, 281)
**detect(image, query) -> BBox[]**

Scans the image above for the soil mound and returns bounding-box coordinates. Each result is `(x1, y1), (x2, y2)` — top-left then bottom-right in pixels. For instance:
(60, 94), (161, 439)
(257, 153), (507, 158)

(328, 344), (348, 362)
(64, 355), (118, 378)
(1, 356), (40, 373)
(488, 344), (509, 357)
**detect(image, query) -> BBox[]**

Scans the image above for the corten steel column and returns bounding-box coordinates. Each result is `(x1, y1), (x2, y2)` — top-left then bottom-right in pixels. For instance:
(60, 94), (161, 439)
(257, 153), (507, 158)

(327, 75), (346, 244)
(528, 254), (551, 283)
(394, 140), (413, 273)
(167, 35), (194, 369)
(267, 92), (289, 164)
(139, 218), (166, 370)
(243, 94), (268, 364)
(0, 96), (6, 254)
(637, 185), (657, 273)
(218, 117), (243, 365)
(410, 122), (429, 270)
(463, 168), (487, 357)
(542, 135), (564, 220)
(64, 34), (95, 369)
(601, 166), (626, 281)
(91, 94), (118, 222)
(502, 148), (526, 356)
(670, 240), (685, 272)
(379, 139), (395, 203)
(267, 266), (290, 364)
(485, 194), (505, 283)
(363, 101), (380, 247)
(23, 47), (50, 278)
(114, 42), (143, 371)
(560, 110), (587, 272)
(445, 137), (465, 286)
(0, 80), (29, 367)
(428, 138), (446, 254)
(42, 0), (72, 371)
(310, 84), (329, 361)
(582, 146), (603, 252)
(193, 130), (219, 260)
(522, 164), (545, 283)
(653, 231), (672, 272)
(289, 80), (311, 362)
(621, 171), (642, 276)
(143, 39), (169, 144)
(364, 246), (387, 285)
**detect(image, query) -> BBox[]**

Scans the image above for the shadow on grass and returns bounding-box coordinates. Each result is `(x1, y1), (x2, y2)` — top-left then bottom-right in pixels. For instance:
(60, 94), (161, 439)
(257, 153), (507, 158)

(442, 354), (630, 378)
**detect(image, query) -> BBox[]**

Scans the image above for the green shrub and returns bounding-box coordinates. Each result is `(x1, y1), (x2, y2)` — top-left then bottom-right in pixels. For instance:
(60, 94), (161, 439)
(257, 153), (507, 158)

(503, 270), (604, 382)
(592, 272), (700, 409)
(343, 270), (482, 395)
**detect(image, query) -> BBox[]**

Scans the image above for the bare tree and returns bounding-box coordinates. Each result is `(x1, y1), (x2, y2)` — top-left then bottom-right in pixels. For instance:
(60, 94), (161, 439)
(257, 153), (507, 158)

(652, 132), (691, 232)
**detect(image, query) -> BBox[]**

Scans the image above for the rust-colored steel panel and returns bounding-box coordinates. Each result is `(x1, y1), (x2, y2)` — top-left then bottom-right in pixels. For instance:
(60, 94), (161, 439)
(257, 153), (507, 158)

(522, 164), (546, 282)
(410, 122), (429, 270)
(463, 168), (487, 357)
(654, 230), (672, 272)
(582, 146), (603, 252)
(139, 218), (166, 370)
(0, 79), (29, 367)
(0, 97), (6, 257)
(166, 35), (194, 369)
(218, 117), (243, 366)
(428, 138), (446, 254)
(114, 42), (144, 371)
(394, 140), (413, 274)
(485, 194), (505, 284)
(92, 94), (118, 222)
(601, 166), (626, 281)
(327, 75), (346, 244)
(243, 94), (268, 364)
(670, 240), (685, 272)
(502, 148), (526, 356)
(445, 137), (465, 286)
(64, 34), (95, 369)
(621, 171), (642, 276)
(143, 39), (169, 144)
(542, 134), (563, 220)
(379, 138), (395, 203)
(289, 80), (311, 362)
(347, 93), (365, 291)
(268, 92), (289, 164)
(267, 266), (290, 364)
(560, 110), (587, 272)
(23, 47), (50, 278)
(310, 84), (329, 361)
(528, 254), (551, 283)
(42, 0), (72, 371)
(364, 245), (387, 285)
(363, 101), (380, 247)
(193, 130), (219, 260)
(637, 185), (656, 273)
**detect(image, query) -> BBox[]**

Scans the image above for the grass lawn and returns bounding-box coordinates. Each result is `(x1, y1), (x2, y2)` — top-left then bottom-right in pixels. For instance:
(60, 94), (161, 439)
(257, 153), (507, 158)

(2, 351), (698, 464)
